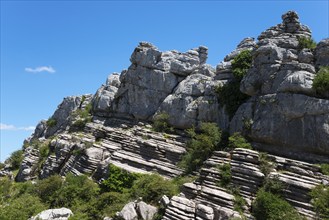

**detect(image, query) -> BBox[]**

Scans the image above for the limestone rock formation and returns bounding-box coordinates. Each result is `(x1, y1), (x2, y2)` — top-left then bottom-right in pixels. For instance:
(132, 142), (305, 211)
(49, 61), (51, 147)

(163, 148), (329, 220)
(115, 201), (158, 220)
(29, 208), (73, 220)
(31, 94), (93, 139)
(232, 11), (329, 161)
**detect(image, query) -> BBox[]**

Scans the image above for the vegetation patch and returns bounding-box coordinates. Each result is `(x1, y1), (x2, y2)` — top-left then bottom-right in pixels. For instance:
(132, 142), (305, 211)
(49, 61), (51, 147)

(320, 163), (329, 176)
(216, 50), (252, 119)
(313, 66), (329, 97)
(297, 36), (316, 49)
(152, 112), (174, 133)
(310, 184), (329, 219)
(217, 163), (232, 188)
(5, 150), (23, 170)
(46, 118), (57, 128)
(70, 103), (93, 132)
(259, 152), (275, 176)
(100, 164), (140, 193)
(228, 132), (252, 149)
(180, 123), (221, 174)
(252, 189), (302, 220)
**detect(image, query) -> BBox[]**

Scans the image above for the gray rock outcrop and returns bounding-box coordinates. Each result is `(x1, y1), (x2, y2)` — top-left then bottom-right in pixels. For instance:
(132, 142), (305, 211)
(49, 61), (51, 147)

(29, 208), (73, 220)
(116, 201), (158, 220)
(232, 11), (329, 160)
(31, 94), (93, 139)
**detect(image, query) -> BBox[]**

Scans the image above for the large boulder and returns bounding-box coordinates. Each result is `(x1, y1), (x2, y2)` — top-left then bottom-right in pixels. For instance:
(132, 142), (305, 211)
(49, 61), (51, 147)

(92, 73), (121, 115)
(110, 42), (209, 120)
(29, 208), (73, 220)
(157, 73), (229, 129)
(230, 93), (329, 159)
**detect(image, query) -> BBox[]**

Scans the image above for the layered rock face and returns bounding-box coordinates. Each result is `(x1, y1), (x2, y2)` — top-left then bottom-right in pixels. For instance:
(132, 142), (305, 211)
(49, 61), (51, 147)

(231, 11), (329, 161)
(163, 148), (329, 220)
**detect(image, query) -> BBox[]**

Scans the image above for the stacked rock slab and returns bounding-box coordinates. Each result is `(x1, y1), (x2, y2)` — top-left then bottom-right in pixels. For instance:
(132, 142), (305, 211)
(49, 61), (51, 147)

(163, 148), (328, 220)
(231, 11), (329, 161)
(32, 119), (187, 181)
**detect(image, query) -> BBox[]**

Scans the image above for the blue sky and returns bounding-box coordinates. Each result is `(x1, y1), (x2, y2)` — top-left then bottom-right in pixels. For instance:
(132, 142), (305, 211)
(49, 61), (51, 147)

(1, 1), (328, 162)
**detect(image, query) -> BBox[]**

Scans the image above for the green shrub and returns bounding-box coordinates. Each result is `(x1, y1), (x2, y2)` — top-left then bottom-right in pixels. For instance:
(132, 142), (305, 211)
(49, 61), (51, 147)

(100, 164), (140, 193)
(259, 153), (275, 176)
(263, 176), (284, 195)
(130, 174), (178, 204)
(6, 150), (23, 170)
(180, 123), (221, 174)
(153, 112), (173, 133)
(310, 185), (329, 219)
(216, 50), (252, 119)
(0, 162), (5, 169)
(0, 194), (47, 220)
(46, 118), (57, 127)
(35, 175), (63, 204)
(231, 50), (252, 80)
(217, 163), (232, 188)
(297, 36), (316, 49)
(320, 163), (329, 176)
(216, 81), (250, 119)
(52, 174), (99, 208)
(228, 132), (252, 149)
(252, 189), (302, 220)
(234, 194), (246, 213)
(70, 103), (92, 132)
(91, 191), (130, 219)
(313, 66), (329, 96)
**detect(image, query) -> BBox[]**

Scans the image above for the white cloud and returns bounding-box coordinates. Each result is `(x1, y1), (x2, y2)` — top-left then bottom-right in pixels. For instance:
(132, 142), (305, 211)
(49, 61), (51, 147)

(25, 66), (55, 73)
(0, 123), (35, 131)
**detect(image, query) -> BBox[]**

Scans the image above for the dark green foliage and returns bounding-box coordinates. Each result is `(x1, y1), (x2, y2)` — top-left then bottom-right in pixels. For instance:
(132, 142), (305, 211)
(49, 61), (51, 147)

(0, 194), (47, 220)
(216, 50), (252, 118)
(252, 189), (302, 220)
(234, 194), (246, 213)
(216, 81), (250, 119)
(297, 36), (316, 49)
(228, 132), (252, 149)
(313, 66), (329, 96)
(310, 185), (329, 219)
(320, 163), (329, 176)
(263, 176), (284, 195)
(180, 123), (221, 174)
(46, 118), (57, 127)
(153, 112), (174, 133)
(0, 162), (5, 169)
(70, 103), (93, 132)
(35, 175), (63, 204)
(217, 163), (232, 187)
(259, 153), (275, 176)
(52, 174), (99, 208)
(89, 191), (130, 219)
(130, 174), (178, 204)
(6, 150), (23, 170)
(231, 50), (252, 80)
(100, 164), (140, 193)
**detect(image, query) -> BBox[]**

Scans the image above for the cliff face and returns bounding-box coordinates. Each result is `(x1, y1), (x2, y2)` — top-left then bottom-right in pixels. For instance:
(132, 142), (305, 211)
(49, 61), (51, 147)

(7, 10), (329, 220)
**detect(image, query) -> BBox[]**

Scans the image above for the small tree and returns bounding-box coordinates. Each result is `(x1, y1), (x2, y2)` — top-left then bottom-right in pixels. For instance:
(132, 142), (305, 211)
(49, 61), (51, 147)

(153, 112), (173, 133)
(180, 122), (221, 174)
(313, 66), (329, 96)
(297, 36), (316, 49)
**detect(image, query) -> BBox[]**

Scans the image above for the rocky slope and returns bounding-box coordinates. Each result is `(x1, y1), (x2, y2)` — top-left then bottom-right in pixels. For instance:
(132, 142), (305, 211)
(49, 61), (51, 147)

(3, 10), (329, 220)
